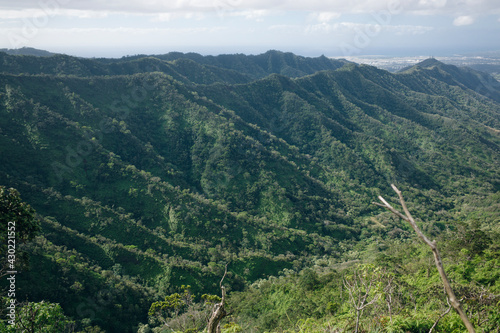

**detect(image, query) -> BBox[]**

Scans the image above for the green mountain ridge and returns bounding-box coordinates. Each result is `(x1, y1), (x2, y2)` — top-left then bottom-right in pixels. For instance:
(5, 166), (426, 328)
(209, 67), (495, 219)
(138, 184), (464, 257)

(0, 50), (350, 84)
(400, 57), (500, 103)
(0, 51), (499, 332)
(0, 47), (57, 57)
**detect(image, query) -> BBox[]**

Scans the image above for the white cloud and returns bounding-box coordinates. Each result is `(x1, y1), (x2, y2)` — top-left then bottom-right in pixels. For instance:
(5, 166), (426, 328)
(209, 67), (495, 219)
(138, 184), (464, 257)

(385, 24), (434, 35)
(0, 8), (109, 19)
(0, 9), (48, 19)
(304, 22), (339, 34)
(308, 11), (341, 23)
(1, 0), (499, 19)
(411, 0), (448, 15)
(181, 12), (206, 20)
(417, 0), (448, 10)
(0, 25), (228, 42)
(152, 13), (173, 22)
(1, 0), (498, 15)
(268, 24), (303, 33)
(273, 20), (434, 37)
(0, 0), (497, 57)
(453, 15), (475, 26)
(229, 9), (271, 21)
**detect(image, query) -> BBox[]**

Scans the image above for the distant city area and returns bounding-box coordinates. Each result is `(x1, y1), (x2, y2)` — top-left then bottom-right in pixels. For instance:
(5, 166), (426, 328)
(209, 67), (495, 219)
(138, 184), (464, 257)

(342, 53), (500, 80)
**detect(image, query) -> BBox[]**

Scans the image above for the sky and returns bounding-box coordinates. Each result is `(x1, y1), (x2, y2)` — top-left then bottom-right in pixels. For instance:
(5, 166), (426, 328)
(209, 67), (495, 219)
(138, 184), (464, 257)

(0, 0), (499, 58)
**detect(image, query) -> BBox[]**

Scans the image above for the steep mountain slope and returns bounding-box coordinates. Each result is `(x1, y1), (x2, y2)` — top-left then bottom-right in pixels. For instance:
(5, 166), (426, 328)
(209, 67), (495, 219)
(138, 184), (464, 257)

(400, 58), (500, 103)
(0, 52), (499, 331)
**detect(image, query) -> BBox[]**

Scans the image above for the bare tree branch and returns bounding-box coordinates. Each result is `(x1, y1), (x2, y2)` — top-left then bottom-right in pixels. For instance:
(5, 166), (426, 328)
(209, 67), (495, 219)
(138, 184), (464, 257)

(375, 184), (476, 333)
(343, 268), (380, 333)
(429, 297), (452, 333)
(220, 262), (228, 289)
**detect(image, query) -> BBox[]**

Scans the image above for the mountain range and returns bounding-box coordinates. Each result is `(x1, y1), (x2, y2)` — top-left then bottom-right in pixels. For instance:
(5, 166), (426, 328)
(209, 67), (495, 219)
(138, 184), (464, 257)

(0, 49), (499, 332)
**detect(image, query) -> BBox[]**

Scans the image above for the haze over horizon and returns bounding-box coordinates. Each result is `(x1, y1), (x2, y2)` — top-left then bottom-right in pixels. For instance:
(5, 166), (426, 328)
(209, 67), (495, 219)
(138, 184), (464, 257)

(0, 0), (499, 59)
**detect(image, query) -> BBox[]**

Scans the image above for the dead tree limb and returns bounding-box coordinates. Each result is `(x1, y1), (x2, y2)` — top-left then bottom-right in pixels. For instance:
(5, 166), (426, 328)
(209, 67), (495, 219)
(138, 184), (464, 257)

(374, 184), (476, 333)
(207, 263), (228, 333)
(429, 297), (452, 333)
(343, 269), (380, 333)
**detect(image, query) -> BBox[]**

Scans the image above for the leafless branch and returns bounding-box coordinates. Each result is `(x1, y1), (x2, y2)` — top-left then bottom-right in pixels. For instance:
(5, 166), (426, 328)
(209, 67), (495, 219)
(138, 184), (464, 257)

(429, 297), (452, 333)
(375, 184), (476, 333)
(220, 262), (228, 289)
(343, 269), (380, 333)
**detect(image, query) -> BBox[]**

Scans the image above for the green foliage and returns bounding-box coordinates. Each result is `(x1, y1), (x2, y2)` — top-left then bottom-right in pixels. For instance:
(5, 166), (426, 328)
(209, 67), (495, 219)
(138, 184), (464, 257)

(201, 293), (221, 305)
(446, 220), (491, 258)
(0, 52), (499, 331)
(385, 314), (434, 333)
(227, 232), (500, 332)
(148, 286), (193, 322)
(0, 186), (40, 256)
(0, 299), (75, 332)
(147, 286), (224, 332)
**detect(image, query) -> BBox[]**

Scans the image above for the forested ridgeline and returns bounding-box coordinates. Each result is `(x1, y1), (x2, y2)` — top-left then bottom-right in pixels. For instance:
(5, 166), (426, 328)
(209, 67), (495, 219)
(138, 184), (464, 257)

(0, 50), (499, 332)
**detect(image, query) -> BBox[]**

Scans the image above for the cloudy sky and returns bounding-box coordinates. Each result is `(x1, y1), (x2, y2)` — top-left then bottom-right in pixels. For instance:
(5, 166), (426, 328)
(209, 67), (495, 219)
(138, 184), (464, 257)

(0, 0), (499, 58)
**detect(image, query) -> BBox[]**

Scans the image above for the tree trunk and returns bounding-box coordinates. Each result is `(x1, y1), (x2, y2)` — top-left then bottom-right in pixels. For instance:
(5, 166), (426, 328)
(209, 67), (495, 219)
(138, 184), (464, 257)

(355, 309), (361, 333)
(207, 286), (226, 333)
(207, 264), (228, 333)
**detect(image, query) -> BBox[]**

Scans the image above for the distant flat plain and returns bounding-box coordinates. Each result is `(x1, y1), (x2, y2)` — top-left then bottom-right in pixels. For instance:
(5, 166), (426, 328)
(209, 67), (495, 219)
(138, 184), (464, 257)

(342, 53), (500, 79)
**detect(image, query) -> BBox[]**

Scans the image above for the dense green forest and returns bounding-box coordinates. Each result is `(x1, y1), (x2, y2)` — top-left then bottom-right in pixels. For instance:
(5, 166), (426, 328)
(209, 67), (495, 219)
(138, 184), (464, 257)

(0, 50), (499, 332)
